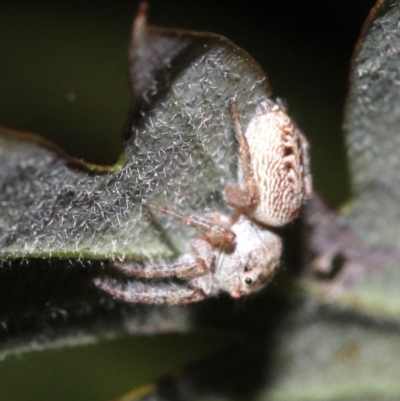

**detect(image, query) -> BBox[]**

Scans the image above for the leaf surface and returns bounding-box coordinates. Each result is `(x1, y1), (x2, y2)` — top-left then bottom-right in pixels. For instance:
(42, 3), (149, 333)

(0, 12), (271, 356)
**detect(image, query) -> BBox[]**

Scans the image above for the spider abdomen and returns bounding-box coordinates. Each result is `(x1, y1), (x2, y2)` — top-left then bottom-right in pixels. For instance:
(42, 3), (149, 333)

(245, 101), (311, 226)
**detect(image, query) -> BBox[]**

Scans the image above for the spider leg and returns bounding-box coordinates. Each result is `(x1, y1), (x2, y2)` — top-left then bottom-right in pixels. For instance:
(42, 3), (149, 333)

(224, 101), (259, 209)
(111, 259), (208, 279)
(93, 277), (208, 305)
(146, 202), (235, 246)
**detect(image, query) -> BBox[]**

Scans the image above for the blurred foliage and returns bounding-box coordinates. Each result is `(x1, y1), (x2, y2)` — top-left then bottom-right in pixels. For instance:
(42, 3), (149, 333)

(0, 331), (231, 401)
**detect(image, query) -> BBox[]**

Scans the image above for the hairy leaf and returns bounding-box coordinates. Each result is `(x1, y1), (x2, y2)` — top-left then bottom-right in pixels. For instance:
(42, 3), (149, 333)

(2, 3), (400, 401)
(0, 30), (269, 261)
(106, 2), (400, 400)
(0, 12), (270, 356)
(316, 0), (400, 321)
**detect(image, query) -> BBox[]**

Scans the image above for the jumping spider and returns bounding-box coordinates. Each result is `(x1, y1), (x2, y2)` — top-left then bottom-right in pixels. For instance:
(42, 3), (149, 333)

(94, 99), (312, 305)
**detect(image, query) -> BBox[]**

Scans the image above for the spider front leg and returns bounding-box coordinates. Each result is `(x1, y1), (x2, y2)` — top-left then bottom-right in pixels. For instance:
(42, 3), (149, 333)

(146, 202), (235, 246)
(93, 277), (208, 305)
(110, 259), (208, 279)
(224, 102), (260, 210)
(94, 237), (216, 305)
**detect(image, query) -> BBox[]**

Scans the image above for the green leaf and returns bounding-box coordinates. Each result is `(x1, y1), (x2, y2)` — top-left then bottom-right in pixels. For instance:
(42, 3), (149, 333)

(3, 3), (400, 401)
(320, 0), (400, 320)
(0, 26), (270, 261)
(344, 0), (400, 248)
(0, 10), (271, 356)
(107, 2), (400, 400)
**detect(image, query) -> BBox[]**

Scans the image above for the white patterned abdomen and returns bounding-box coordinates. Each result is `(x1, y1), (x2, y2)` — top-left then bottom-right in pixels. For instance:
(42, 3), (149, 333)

(244, 102), (311, 226)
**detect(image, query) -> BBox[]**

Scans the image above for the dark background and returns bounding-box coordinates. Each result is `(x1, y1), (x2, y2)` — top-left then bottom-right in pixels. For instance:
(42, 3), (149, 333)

(0, 1), (376, 400)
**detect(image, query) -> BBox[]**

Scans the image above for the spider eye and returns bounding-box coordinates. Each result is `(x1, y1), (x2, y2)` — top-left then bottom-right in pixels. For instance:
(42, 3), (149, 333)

(245, 277), (253, 285)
